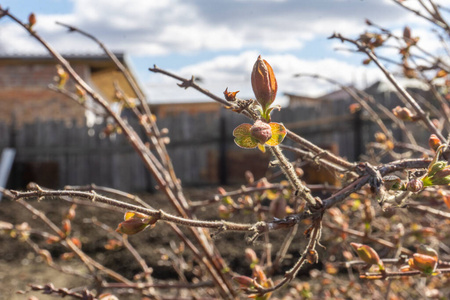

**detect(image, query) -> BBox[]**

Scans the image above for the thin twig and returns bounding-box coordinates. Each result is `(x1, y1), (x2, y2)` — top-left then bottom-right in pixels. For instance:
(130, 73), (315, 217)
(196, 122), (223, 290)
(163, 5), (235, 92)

(330, 33), (446, 143)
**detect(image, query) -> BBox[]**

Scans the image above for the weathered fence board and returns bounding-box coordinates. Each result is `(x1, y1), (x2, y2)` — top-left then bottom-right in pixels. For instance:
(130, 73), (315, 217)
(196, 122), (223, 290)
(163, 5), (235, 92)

(0, 97), (431, 192)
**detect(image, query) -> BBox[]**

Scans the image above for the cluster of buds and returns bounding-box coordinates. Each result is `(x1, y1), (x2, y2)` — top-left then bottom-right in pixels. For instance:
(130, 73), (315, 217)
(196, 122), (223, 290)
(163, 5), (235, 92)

(392, 106), (418, 122)
(358, 32), (385, 49)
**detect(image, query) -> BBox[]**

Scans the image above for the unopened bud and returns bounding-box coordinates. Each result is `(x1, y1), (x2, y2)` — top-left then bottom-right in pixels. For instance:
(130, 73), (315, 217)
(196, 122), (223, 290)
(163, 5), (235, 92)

(349, 103), (361, 114)
(245, 170), (254, 184)
(403, 63), (418, 79)
(160, 128), (169, 135)
(428, 134), (441, 152)
(71, 237), (81, 248)
(28, 13), (36, 28)
(406, 178), (423, 193)
(392, 106), (416, 121)
(115, 211), (157, 235)
(232, 275), (254, 288)
(116, 218), (150, 235)
(250, 120), (272, 144)
(62, 219), (71, 236)
(65, 204), (77, 221)
(245, 248), (259, 265)
(75, 85), (86, 100)
(417, 245), (438, 260)
(362, 58), (371, 65)
(350, 243), (384, 271)
(408, 253), (437, 274)
(251, 55), (277, 112)
(403, 26), (411, 40)
(253, 265), (268, 283)
(374, 132), (387, 143)
(295, 167), (304, 178)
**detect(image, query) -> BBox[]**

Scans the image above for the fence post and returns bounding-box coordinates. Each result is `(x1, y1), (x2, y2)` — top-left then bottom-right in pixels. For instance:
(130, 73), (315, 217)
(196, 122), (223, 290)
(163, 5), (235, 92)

(218, 109), (228, 185)
(353, 110), (364, 160)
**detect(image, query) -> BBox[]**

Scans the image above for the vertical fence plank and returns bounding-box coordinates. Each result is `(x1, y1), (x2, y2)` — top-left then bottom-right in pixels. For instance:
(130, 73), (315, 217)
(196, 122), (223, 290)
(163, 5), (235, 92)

(1, 96), (433, 192)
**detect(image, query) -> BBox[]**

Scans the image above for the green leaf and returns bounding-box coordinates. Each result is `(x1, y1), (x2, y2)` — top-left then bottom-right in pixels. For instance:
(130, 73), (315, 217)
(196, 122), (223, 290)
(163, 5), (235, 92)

(233, 123), (258, 149)
(257, 143), (266, 152)
(265, 122), (286, 146)
(422, 176), (433, 187)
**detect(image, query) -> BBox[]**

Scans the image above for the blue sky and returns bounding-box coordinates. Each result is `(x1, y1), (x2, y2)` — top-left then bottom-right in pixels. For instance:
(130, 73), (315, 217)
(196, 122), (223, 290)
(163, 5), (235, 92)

(0, 0), (447, 105)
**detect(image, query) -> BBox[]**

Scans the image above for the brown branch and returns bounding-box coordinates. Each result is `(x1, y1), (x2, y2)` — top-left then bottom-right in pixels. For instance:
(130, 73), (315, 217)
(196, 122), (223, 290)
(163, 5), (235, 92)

(149, 65), (233, 108)
(323, 221), (413, 256)
(392, 0), (450, 35)
(148, 65), (357, 173)
(330, 33), (446, 143)
(10, 187), (309, 235)
(407, 202), (450, 219)
(0, 10), (235, 297)
(28, 283), (96, 300)
(247, 218), (323, 295)
(102, 281), (214, 290)
(190, 184), (285, 207)
(270, 146), (320, 208)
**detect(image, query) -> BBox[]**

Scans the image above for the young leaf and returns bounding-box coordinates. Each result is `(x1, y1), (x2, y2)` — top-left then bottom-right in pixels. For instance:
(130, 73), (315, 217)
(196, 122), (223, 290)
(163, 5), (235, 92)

(265, 122), (286, 146)
(233, 123), (258, 149)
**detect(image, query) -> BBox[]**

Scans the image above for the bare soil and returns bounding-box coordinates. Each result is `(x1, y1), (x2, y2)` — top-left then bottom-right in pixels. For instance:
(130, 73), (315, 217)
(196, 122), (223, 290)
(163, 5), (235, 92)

(0, 188), (304, 300)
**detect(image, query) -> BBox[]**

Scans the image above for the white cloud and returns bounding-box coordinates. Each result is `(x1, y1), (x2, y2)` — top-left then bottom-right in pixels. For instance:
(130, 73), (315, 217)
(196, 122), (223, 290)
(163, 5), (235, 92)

(0, 0), (424, 56)
(1, 0), (446, 104)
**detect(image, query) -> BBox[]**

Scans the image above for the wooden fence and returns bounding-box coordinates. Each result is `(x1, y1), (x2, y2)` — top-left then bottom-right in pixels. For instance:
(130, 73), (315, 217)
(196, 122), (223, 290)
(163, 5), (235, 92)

(0, 97), (429, 192)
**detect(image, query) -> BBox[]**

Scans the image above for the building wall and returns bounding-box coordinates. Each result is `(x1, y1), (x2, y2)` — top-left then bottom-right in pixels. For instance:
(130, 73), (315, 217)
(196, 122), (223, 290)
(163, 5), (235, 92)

(0, 63), (88, 127)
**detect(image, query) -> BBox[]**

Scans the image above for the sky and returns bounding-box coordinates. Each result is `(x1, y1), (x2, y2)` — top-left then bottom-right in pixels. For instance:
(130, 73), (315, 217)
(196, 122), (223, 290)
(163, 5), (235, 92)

(0, 0), (448, 106)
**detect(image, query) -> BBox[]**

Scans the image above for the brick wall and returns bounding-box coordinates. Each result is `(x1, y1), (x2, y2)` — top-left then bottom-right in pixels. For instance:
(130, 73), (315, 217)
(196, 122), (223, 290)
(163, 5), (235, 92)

(0, 63), (89, 127)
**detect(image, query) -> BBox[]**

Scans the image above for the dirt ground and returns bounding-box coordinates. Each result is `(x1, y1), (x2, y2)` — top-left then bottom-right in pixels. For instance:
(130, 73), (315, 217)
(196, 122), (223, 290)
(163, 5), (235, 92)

(0, 187), (305, 300)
